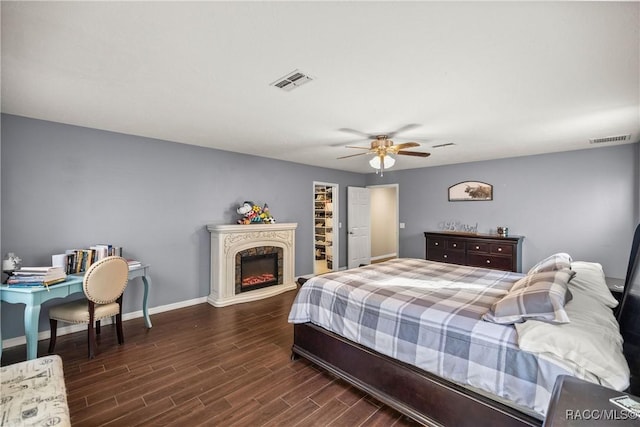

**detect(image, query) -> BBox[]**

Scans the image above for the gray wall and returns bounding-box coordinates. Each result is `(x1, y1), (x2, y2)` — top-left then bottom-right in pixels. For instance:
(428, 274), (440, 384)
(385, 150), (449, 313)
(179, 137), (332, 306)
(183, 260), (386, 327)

(2, 113), (638, 342)
(1, 114), (365, 339)
(367, 142), (640, 277)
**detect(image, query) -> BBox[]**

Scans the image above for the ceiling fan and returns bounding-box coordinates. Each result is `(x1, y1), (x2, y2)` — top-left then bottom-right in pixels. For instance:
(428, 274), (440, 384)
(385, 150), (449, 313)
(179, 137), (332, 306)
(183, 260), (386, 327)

(337, 132), (431, 175)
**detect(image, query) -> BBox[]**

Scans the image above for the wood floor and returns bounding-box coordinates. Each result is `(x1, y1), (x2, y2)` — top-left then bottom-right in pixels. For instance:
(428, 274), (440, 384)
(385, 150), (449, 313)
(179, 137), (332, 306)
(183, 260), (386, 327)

(1, 289), (419, 426)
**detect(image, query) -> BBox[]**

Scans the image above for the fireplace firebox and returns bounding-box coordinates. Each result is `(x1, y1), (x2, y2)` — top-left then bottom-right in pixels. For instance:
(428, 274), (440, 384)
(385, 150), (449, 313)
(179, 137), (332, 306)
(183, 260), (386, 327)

(235, 246), (283, 294)
(240, 253), (277, 292)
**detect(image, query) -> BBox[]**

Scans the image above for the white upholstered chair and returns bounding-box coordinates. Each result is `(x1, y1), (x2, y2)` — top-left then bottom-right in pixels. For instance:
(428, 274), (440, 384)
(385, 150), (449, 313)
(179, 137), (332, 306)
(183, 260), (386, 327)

(48, 256), (129, 359)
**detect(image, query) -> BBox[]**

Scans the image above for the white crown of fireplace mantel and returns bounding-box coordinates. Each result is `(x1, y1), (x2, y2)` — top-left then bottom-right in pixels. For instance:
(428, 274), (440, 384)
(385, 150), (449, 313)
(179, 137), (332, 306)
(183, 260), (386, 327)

(206, 223), (297, 307)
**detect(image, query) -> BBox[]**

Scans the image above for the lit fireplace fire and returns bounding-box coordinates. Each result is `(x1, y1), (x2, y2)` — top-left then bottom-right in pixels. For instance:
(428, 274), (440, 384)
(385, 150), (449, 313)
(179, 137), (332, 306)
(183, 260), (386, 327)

(237, 249), (281, 293)
(242, 273), (276, 286)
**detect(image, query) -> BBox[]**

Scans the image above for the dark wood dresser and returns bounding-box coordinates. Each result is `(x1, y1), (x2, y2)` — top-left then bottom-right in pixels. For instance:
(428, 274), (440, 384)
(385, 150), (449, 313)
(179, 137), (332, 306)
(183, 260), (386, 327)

(424, 231), (525, 273)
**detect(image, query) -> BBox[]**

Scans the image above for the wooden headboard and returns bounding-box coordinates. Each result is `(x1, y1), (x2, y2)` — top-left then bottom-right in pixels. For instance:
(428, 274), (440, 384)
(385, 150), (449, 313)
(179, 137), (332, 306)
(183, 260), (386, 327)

(617, 223), (640, 393)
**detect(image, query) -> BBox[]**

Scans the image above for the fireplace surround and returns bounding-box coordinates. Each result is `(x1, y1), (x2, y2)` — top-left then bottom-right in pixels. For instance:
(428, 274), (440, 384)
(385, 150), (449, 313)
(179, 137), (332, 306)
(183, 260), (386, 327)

(207, 223), (297, 307)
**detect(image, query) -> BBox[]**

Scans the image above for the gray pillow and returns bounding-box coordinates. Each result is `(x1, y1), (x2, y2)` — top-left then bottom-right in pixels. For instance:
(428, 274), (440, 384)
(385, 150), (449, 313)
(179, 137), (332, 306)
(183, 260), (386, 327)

(483, 269), (574, 325)
(528, 252), (572, 275)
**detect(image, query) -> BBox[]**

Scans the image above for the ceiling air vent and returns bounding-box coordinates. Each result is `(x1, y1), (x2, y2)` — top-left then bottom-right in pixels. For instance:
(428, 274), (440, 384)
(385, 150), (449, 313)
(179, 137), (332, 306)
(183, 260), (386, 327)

(432, 142), (456, 149)
(589, 134), (631, 144)
(270, 69), (313, 91)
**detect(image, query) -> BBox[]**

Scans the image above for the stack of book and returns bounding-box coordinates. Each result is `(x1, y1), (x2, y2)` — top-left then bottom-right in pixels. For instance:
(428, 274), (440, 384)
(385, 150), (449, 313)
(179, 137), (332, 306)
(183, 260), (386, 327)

(6, 266), (67, 287)
(52, 244), (123, 275)
(127, 259), (142, 270)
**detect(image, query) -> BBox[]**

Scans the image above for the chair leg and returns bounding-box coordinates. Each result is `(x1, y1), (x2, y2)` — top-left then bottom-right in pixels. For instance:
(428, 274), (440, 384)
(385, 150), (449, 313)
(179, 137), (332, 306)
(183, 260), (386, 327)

(88, 301), (97, 359)
(87, 321), (97, 359)
(116, 295), (125, 345)
(96, 320), (101, 335)
(116, 313), (124, 345)
(48, 319), (58, 354)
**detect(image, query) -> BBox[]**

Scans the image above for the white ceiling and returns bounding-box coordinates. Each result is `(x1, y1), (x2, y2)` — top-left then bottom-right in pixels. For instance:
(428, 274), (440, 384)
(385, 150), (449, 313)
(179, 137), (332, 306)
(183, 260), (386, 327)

(2, 1), (639, 174)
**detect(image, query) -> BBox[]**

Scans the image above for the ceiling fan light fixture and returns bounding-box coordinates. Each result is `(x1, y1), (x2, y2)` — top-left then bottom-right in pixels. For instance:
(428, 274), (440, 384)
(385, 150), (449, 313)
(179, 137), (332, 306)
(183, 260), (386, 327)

(336, 131), (429, 174)
(369, 154), (395, 170)
(384, 155), (395, 168)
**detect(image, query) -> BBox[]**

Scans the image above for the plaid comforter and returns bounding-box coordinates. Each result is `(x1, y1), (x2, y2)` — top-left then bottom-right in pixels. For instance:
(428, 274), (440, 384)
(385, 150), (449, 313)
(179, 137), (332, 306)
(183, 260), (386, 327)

(288, 258), (576, 416)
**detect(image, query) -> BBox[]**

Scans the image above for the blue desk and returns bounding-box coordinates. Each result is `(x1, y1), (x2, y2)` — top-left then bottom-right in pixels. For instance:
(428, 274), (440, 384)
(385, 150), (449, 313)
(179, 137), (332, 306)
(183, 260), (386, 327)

(1, 265), (152, 360)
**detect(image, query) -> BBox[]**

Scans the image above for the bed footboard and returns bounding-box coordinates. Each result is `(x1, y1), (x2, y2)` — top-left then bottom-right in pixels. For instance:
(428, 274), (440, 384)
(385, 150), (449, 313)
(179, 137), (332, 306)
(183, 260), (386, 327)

(292, 323), (542, 427)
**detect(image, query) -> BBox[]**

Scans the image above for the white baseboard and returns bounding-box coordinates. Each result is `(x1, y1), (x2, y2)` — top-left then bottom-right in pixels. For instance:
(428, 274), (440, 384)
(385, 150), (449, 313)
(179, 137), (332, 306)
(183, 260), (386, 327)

(371, 253), (397, 262)
(1, 296), (208, 350)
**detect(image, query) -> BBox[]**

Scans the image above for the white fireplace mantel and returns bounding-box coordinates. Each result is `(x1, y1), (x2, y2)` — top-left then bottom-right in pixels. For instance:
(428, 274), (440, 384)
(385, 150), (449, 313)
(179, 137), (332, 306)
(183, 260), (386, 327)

(206, 223), (297, 307)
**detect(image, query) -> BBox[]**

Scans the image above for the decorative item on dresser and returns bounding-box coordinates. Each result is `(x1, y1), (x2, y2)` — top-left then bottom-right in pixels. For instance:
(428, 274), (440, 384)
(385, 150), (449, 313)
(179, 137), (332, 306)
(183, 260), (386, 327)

(424, 231), (524, 273)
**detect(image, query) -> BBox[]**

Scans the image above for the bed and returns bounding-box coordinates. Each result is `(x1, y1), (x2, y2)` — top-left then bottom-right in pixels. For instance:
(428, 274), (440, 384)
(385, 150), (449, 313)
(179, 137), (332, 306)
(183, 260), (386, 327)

(289, 226), (640, 427)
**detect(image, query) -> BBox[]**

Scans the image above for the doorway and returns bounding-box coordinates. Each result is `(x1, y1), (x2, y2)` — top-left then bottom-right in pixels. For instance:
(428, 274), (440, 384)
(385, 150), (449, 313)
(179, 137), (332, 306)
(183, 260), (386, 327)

(369, 184), (399, 262)
(313, 182), (339, 275)
(347, 184), (399, 268)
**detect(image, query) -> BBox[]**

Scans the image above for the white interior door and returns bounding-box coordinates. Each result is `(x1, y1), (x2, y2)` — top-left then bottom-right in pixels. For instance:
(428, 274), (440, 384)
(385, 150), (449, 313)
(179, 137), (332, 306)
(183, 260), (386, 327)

(347, 186), (371, 268)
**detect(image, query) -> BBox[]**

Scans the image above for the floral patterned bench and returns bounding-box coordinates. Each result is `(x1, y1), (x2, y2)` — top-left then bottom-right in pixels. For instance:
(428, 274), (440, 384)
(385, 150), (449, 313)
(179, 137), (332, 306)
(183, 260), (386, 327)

(1, 355), (70, 426)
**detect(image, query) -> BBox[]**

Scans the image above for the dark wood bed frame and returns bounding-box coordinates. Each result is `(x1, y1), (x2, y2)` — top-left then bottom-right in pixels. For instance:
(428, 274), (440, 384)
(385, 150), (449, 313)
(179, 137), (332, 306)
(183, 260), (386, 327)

(291, 224), (640, 426)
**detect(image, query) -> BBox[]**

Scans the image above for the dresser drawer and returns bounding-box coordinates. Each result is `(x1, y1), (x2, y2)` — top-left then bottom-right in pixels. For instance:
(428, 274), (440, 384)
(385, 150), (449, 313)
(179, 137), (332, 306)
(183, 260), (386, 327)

(489, 243), (513, 255)
(467, 254), (513, 271)
(426, 237), (445, 250)
(427, 237), (465, 252)
(467, 242), (489, 253)
(447, 239), (465, 251)
(427, 249), (466, 265)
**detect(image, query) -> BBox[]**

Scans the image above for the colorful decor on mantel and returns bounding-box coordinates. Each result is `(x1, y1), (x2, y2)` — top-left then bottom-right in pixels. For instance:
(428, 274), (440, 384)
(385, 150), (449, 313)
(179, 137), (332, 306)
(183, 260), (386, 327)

(236, 201), (276, 224)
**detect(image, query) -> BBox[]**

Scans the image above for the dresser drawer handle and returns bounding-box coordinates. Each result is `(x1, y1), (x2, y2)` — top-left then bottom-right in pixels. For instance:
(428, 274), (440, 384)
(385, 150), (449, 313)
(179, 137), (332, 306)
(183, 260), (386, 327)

(497, 248), (502, 252)
(443, 254), (448, 259)
(452, 243), (457, 247)
(475, 246), (480, 250)
(486, 260), (491, 264)
(435, 242), (439, 246)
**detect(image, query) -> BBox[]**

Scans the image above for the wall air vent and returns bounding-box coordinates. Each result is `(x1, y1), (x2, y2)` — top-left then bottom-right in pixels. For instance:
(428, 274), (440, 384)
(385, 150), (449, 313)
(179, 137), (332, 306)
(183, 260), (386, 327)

(432, 142), (456, 149)
(589, 134), (631, 144)
(270, 69), (313, 91)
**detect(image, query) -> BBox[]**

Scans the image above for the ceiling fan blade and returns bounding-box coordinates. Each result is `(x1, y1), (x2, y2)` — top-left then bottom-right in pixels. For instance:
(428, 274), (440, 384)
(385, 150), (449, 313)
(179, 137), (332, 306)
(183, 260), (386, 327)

(338, 128), (374, 139)
(344, 145), (373, 150)
(397, 151), (431, 157)
(329, 139), (368, 147)
(337, 152), (370, 159)
(386, 124), (421, 138)
(393, 142), (420, 150)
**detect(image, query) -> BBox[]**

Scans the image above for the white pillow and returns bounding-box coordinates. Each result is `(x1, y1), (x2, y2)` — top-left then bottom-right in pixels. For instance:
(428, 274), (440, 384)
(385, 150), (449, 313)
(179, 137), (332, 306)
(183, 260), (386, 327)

(515, 288), (629, 391)
(569, 261), (619, 308)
